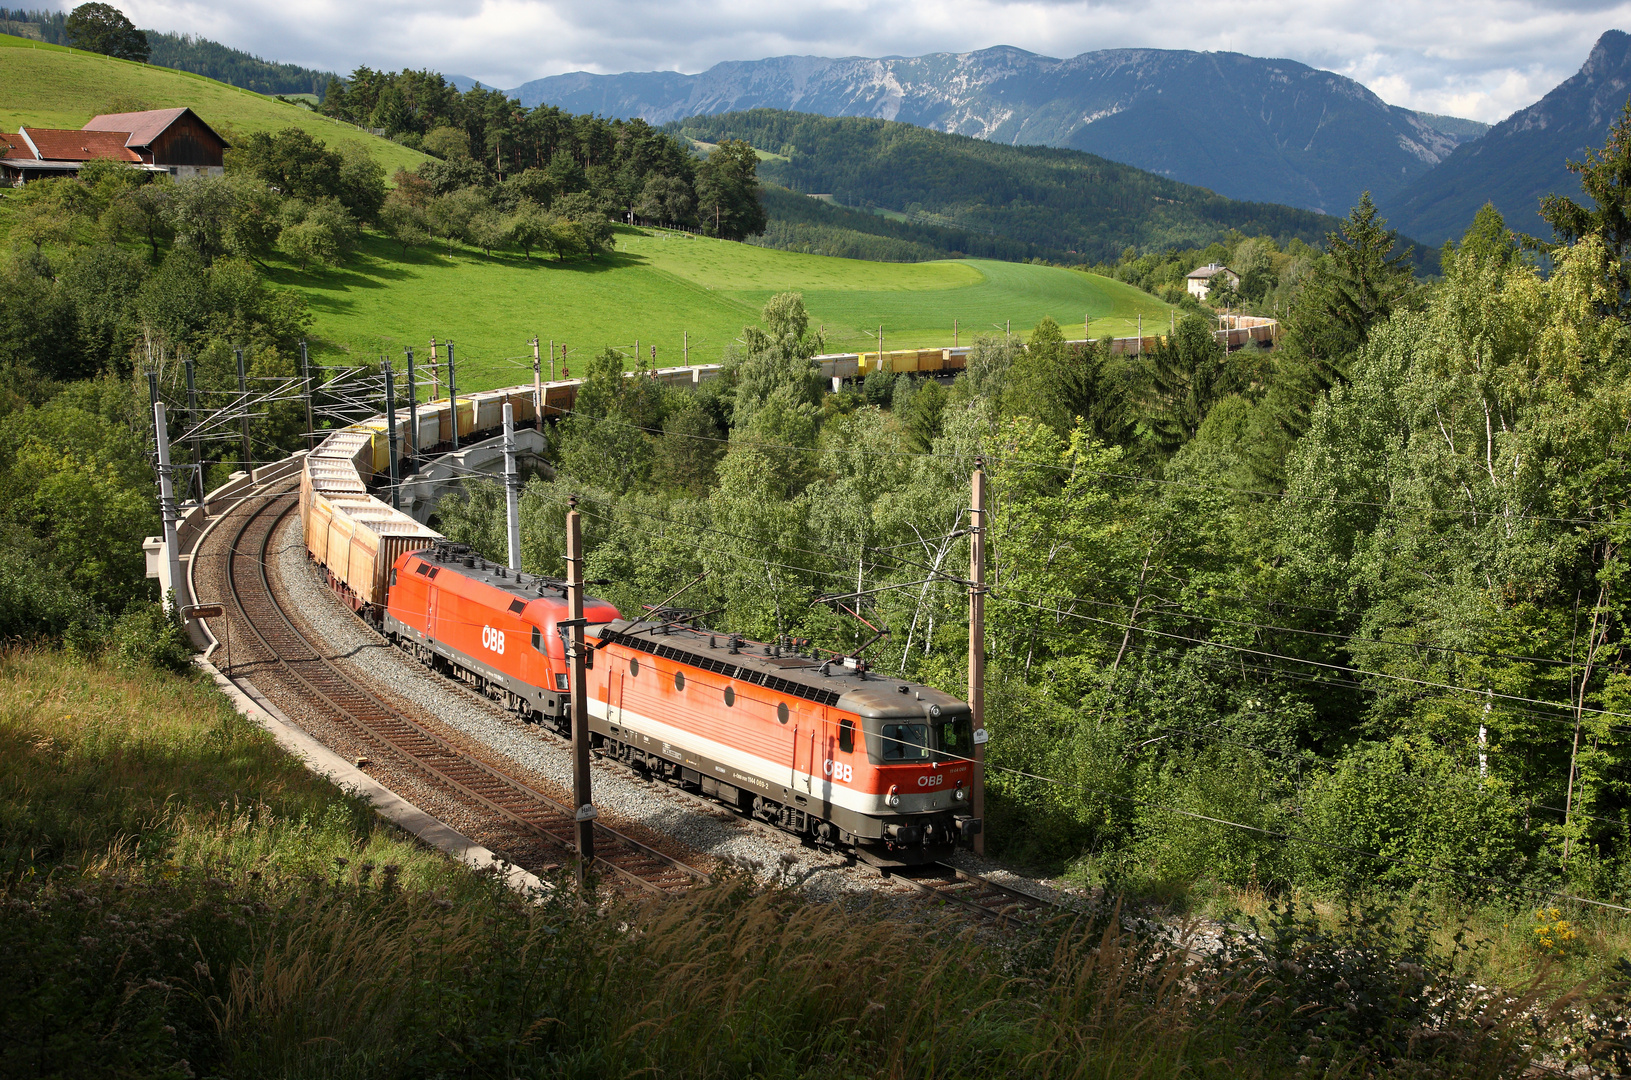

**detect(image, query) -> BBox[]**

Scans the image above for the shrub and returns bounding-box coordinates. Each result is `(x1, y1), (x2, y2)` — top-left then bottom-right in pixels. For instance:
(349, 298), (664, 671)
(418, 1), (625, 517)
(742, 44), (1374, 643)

(108, 600), (192, 673)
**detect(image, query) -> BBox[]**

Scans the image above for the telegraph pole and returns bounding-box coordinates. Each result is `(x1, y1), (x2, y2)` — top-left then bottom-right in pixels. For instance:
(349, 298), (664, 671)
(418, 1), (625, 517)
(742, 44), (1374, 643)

(153, 401), (184, 618)
(968, 458), (988, 854)
(184, 355), (198, 433)
(383, 359), (400, 511)
(502, 403), (521, 570)
(299, 341), (315, 450)
(234, 347), (251, 474)
(183, 355), (204, 503)
(531, 337), (543, 432)
(566, 496), (596, 882)
(446, 341), (460, 451)
(145, 370), (160, 453)
(404, 346), (418, 476)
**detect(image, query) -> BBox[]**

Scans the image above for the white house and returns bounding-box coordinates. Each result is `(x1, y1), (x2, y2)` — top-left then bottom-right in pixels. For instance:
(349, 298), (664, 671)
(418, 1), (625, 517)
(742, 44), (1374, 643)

(1186, 263), (1239, 301)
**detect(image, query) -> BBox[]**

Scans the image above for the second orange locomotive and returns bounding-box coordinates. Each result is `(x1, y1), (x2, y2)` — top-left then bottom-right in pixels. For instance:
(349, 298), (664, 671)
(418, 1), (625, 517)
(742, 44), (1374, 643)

(384, 541), (981, 866)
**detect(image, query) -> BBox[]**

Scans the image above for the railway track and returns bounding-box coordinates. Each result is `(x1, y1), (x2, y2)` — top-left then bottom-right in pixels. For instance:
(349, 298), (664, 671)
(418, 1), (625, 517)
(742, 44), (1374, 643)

(895, 863), (1059, 921)
(216, 486), (709, 896)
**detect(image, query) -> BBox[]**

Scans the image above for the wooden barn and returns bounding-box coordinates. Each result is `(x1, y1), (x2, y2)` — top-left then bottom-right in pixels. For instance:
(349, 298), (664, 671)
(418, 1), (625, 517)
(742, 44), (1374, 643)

(1, 107), (228, 184)
(83, 108), (229, 177)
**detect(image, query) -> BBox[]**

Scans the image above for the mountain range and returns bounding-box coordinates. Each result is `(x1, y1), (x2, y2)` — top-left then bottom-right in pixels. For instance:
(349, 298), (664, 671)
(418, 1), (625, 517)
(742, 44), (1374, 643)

(1388, 30), (1631, 243)
(503, 47), (1486, 218)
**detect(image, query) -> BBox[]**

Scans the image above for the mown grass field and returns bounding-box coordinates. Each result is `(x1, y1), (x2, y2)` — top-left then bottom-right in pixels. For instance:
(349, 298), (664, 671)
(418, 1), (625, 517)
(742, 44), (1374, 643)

(272, 226), (1176, 389)
(0, 34), (428, 175)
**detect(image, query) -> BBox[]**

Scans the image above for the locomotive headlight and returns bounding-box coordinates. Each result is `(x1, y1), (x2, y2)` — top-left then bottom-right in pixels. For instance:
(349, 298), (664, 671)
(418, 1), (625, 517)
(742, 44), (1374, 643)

(887, 784), (902, 808)
(954, 786), (967, 801)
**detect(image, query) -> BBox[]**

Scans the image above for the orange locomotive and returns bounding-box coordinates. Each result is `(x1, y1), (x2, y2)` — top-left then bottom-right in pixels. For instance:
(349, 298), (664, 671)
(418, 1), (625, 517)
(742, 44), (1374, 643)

(384, 541), (982, 866)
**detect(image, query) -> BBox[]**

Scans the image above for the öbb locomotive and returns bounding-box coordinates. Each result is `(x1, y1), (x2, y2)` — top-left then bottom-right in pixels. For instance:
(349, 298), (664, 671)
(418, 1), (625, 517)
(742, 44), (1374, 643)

(380, 540), (982, 865)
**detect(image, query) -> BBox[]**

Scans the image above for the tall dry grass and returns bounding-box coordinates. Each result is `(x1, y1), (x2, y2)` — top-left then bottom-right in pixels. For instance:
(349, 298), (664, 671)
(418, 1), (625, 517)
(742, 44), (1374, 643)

(0, 647), (473, 896)
(2, 647), (1617, 1078)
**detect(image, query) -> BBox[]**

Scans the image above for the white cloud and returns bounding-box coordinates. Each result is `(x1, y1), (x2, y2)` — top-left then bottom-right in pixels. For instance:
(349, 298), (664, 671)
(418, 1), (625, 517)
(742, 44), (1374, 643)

(98, 0), (1631, 122)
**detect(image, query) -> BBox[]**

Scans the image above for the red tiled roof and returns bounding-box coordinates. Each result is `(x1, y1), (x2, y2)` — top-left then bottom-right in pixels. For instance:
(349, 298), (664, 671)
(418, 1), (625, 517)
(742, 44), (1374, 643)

(17, 127), (142, 162)
(0, 132), (33, 160)
(83, 107), (226, 149)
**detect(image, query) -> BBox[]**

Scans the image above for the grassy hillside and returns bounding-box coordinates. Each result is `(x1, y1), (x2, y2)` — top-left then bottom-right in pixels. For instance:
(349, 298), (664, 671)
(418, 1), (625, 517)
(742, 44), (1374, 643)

(271, 225), (1175, 386)
(0, 34), (425, 174)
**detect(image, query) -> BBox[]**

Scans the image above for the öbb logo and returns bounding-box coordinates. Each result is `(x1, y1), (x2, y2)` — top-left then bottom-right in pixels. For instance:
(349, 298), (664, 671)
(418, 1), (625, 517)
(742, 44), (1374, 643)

(822, 759), (852, 783)
(917, 774), (944, 788)
(481, 625), (505, 655)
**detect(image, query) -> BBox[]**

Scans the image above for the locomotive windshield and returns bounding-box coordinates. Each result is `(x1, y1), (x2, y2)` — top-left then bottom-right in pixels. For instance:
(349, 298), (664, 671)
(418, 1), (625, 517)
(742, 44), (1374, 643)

(933, 715), (973, 763)
(880, 722), (931, 763)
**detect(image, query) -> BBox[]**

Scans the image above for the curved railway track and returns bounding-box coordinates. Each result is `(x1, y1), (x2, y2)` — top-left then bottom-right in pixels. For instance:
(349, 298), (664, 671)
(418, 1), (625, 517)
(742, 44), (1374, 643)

(217, 486), (709, 896)
(210, 479), (1057, 919)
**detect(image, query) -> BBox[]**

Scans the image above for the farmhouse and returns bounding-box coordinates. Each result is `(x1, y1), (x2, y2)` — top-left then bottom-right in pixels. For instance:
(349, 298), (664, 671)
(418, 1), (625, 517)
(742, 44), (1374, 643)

(1186, 263), (1239, 300)
(0, 107), (228, 185)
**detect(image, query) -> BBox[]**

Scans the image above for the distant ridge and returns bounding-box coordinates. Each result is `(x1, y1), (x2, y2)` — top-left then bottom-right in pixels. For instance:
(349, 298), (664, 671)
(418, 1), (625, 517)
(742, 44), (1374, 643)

(508, 47), (1488, 215)
(1387, 30), (1631, 244)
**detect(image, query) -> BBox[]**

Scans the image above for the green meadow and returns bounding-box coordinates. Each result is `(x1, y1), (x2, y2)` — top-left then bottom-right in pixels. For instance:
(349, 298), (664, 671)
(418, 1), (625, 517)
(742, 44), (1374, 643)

(272, 226), (1177, 389)
(0, 34), (428, 175)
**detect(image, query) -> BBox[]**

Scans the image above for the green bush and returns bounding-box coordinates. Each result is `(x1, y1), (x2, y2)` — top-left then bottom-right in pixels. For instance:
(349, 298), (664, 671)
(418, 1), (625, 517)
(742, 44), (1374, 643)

(1299, 737), (1526, 892)
(108, 601), (193, 674)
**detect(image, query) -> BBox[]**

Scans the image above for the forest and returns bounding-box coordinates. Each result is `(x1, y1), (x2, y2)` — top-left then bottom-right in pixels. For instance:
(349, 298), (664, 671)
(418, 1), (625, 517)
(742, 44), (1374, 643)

(426, 179), (1631, 916)
(675, 110), (1362, 264)
(0, 83), (1627, 927)
(0, 6), (337, 97)
(320, 67), (766, 240)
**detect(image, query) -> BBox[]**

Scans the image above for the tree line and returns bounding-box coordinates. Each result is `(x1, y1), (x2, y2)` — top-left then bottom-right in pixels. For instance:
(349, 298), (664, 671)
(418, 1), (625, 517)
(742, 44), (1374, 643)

(321, 69), (766, 240)
(1, 4), (336, 96)
(429, 124), (1631, 912)
(675, 110), (1354, 265)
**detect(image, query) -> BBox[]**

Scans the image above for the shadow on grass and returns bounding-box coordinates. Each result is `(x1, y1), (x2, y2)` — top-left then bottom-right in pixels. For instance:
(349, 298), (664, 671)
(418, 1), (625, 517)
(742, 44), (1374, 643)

(268, 233), (652, 293)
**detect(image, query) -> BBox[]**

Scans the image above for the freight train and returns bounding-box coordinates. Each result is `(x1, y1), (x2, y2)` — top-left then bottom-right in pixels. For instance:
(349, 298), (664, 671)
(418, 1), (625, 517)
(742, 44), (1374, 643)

(298, 384), (982, 866)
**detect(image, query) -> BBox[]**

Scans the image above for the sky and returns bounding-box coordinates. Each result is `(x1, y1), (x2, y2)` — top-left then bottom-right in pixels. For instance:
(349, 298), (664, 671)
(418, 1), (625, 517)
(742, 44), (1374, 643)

(104, 0), (1631, 123)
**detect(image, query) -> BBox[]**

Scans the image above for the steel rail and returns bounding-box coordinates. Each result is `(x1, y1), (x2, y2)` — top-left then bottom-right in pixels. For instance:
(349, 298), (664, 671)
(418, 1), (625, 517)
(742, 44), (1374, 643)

(219, 485), (709, 895)
(893, 862), (1059, 921)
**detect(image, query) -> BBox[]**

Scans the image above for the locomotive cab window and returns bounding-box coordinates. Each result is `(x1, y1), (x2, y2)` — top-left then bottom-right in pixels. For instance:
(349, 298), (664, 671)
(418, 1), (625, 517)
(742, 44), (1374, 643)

(389, 568), (397, 586)
(880, 722), (930, 763)
(531, 626), (544, 652)
(933, 715), (974, 762)
(838, 718), (854, 754)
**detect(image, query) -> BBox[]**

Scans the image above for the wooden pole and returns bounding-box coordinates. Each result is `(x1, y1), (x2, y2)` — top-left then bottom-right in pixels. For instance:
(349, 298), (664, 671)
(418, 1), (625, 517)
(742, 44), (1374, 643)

(235, 347), (251, 474)
(404, 347), (418, 476)
(531, 337), (543, 432)
(683, 330), (688, 365)
(502, 403), (521, 570)
(428, 339), (440, 399)
(382, 359), (399, 511)
(549, 340), (556, 382)
(969, 458), (987, 855)
(954, 318), (958, 348)
(446, 342), (459, 451)
(298, 341), (314, 451)
(566, 496), (595, 883)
